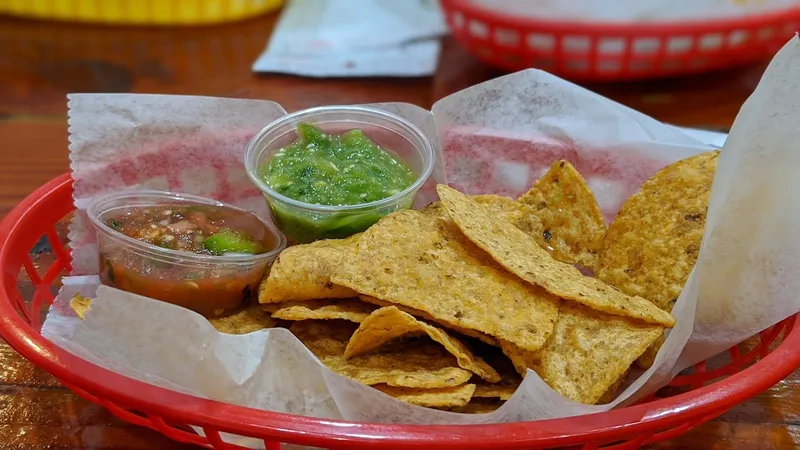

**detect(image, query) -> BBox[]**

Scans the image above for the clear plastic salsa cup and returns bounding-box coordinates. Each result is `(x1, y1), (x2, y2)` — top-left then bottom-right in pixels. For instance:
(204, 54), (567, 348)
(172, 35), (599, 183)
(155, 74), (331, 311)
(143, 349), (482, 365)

(244, 105), (435, 244)
(87, 190), (286, 318)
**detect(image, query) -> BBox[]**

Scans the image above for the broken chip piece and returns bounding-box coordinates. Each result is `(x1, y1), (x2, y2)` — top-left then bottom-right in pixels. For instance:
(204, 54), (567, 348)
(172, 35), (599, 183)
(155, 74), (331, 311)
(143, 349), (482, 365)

(518, 160), (606, 270)
(346, 306), (501, 382)
(209, 304), (276, 334)
(358, 296), (500, 346)
(259, 234), (361, 303)
(290, 320), (472, 388)
(373, 383), (476, 408)
(263, 298), (377, 323)
(69, 294), (92, 320)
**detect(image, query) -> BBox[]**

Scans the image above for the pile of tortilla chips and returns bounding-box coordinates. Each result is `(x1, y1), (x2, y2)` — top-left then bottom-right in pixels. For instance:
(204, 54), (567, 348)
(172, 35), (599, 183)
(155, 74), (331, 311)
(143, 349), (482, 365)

(215, 153), (718, 413)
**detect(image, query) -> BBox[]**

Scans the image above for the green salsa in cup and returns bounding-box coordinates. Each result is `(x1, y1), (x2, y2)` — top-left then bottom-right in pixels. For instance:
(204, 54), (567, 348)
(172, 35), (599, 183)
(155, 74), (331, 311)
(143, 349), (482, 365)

(244, 106), (435, 244)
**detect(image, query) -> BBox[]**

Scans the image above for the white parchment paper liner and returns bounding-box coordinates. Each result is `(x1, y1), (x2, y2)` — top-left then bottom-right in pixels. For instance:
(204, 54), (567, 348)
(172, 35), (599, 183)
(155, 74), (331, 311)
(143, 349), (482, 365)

(40, 35), (800, 447)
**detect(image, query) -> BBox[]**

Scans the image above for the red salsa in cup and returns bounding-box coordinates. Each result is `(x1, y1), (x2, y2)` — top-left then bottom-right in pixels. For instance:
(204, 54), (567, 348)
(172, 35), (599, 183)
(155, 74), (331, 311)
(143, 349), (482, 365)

(89, 192), (286, 318)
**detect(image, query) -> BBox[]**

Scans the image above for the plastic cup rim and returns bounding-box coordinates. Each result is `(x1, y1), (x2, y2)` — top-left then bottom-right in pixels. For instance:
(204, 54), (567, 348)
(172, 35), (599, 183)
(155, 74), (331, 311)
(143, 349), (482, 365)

(86, 189), (287, 266)
(244, 105), (436, 213)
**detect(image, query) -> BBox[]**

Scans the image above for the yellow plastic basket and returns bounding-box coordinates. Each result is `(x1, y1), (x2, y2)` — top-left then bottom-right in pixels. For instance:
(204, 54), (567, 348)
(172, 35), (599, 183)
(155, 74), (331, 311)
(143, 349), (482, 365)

(0, 0), (283, 25)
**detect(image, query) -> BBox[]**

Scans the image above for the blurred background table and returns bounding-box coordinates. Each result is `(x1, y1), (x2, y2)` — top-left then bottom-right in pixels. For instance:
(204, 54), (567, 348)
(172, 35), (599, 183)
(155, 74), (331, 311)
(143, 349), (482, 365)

(0, 11), (795, 450)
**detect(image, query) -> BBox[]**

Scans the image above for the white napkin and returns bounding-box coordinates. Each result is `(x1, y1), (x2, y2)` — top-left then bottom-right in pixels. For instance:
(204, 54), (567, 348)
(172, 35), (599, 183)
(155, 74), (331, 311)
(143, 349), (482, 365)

(252, 0), (447, 77)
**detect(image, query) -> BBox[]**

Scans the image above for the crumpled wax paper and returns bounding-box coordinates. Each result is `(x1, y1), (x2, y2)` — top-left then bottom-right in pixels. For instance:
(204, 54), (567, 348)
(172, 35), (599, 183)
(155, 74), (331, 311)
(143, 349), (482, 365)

(40, 35), (800, 448)
(467, 0), (799, 22)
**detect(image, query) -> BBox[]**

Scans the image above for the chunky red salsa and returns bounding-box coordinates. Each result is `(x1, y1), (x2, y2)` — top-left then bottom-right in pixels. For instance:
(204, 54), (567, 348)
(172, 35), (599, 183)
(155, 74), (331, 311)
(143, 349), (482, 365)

(99, 204), (282, 318)
(105, 205), (270, 255)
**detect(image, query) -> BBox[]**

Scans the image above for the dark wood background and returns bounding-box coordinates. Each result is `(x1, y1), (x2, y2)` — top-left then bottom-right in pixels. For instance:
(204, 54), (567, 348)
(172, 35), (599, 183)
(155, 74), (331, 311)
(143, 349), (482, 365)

(0, 10), (797, 450)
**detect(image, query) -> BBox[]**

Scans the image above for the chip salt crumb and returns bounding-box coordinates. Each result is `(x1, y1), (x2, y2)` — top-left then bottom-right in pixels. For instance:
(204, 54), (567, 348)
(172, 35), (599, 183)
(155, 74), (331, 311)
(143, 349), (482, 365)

(69, 294), (92, 320)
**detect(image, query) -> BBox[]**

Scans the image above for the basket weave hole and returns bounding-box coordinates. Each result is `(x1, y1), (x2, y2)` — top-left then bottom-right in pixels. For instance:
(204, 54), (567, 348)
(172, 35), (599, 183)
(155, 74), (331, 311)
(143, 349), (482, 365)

(494, 28), (520, 47)
(596, 60), (622, 73)
(628, 60), (654, 73)
(563, 35), (591, 54)
(468, 19), (490, 39)
(598, 37), (625, 55)
(527, 33), (555, 51)
(699, 33), (724, 52)
(660, 59), (682, 72)
(565, 58), (589, 72)
(531, 57), (556, 70)
(758, 27), (776, 40)
(728, 29), (751, 47)
(632, 37), (661, 55)
(666, 36), (694, 54)
(19, 232), (66, 327)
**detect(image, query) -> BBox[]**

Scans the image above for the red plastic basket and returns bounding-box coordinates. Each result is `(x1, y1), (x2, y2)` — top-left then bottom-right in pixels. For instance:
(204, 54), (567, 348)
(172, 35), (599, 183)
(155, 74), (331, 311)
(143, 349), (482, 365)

(1, 173), (800, 449)
(440, 0), (800, 81)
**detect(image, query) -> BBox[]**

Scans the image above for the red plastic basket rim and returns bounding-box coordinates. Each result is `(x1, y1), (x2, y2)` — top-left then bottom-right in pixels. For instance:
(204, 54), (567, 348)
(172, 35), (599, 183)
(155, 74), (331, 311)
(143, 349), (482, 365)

(442, 0), (800, 34)
(1, 173), (799, 449)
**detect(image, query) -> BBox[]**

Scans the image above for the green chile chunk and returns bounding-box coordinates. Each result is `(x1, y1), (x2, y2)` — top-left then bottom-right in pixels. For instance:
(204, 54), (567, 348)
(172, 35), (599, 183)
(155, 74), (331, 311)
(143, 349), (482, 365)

(203, 229), (263, 255)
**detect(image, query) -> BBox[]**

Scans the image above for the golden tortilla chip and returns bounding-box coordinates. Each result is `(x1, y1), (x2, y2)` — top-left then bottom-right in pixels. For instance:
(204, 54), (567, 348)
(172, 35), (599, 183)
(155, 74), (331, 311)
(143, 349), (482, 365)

(518, 160), (606, 270)
(427, 195), (542, 239)
(532, 302), (662, 404)
(69, 294), (92, 319)
(635, 334), (665, 369)
(346, 306), (501, 382)
(498, 339), (537, 377)
(290, 320), (472, 388)
(597, 151), (718, 310)
(210, 304), (276, 334)
(599, 152), (717, 368)
(331, 209), (560, 353)
(358, 296), (500, 346)
(373, 384), (476, 408)
(473, 376), (520, 401)
(597, 368), (630, 405)
(450, 398), (504, 414)
(263, 299), (377, 323)
(597, 151), (718, 368)
(437, 185), (675, 328)
(259, 234), (361, 303)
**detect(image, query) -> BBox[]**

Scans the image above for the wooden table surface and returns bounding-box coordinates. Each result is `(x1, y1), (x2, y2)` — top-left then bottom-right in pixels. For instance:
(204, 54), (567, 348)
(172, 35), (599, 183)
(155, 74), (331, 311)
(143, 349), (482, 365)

(0, 10), (797, 450)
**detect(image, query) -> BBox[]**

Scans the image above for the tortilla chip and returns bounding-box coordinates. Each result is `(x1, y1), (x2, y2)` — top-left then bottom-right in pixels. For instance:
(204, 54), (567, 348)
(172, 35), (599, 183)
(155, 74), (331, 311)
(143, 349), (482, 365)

(210, 304), (276, 334)
(427, 196), (543, 239)
(346, 306), (501, 382)
(331, 209), (560, 353)
(373, 384), (476, 408)
(290, 320), (472, 388)
(473, 375), (520, 401)
(532, 302), (663, 404)
(358, 296), (500, 346)
(635, 333), (665, 369)
(597, 151), (717, 310)
(600, 152), (717, 366)
(597, 151), (718, 368)
(597, 368), (630, 405)
(263, 299), (377, 323)
(518, 160), (606, 270)
(437, 185), (675, 328)
(259, 234), (361, 303)
(450, 398), (504, 414)
(69, 294), (92, 319)
(497, 340), (533, 377)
